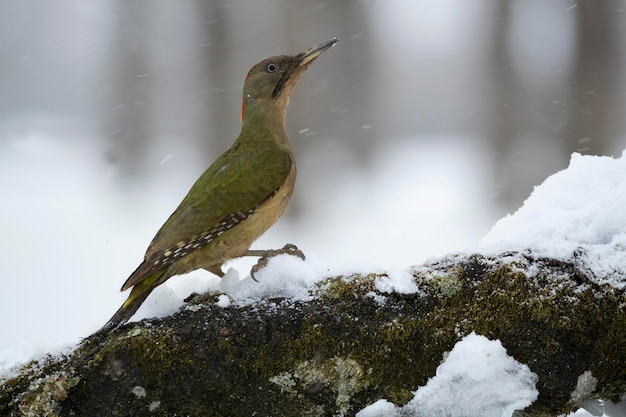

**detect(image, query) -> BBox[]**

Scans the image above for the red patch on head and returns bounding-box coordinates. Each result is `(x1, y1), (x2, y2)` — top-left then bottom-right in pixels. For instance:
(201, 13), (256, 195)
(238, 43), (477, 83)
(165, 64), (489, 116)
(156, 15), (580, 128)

(241, 68), (255, 122)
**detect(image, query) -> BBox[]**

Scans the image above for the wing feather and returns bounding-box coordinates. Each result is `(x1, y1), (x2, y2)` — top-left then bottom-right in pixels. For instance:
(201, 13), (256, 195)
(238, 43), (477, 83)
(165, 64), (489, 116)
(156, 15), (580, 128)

(120, 142), (292, 290)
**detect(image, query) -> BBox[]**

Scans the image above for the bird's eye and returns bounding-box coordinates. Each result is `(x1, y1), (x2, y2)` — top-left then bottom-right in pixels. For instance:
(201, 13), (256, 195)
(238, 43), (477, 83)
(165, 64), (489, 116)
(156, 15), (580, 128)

(266, 63), (279, 73)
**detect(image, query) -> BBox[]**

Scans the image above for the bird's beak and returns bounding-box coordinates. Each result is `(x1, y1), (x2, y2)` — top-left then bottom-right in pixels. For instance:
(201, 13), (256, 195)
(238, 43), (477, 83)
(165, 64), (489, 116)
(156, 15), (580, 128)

(298, 38), (340, 67)
(272, 37), (339, 98)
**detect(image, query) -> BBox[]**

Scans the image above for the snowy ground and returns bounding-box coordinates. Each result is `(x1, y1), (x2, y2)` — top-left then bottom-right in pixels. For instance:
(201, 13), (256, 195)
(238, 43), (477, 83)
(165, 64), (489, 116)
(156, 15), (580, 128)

(1, 137), (625, 416)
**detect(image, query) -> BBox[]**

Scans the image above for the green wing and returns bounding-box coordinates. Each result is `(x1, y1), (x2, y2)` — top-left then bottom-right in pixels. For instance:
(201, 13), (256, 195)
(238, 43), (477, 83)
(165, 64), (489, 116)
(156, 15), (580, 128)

(122, 141), (292, 289)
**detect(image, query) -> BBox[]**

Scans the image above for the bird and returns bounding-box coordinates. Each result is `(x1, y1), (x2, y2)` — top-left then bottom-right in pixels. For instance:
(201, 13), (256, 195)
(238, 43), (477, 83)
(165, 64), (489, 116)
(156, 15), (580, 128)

(96, 38), (339, 335)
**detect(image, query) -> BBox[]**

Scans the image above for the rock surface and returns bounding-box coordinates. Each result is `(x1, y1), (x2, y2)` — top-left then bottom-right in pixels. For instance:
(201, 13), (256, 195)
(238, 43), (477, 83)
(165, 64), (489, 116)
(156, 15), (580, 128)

(2, 252), (625, 416)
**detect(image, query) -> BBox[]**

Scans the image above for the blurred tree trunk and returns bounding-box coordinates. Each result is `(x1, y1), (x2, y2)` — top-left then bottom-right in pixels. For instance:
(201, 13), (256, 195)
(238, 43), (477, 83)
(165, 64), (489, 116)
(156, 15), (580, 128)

(490, 1), (620, 212)
(196, 1), (231, 156)
(104, 1), (153, 177)
(491, 0), (516, 210)
(566, 0), (614, 156)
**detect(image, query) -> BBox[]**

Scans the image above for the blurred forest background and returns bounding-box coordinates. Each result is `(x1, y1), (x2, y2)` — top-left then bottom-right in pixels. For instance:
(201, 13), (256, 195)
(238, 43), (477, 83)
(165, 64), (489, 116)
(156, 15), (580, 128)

(1, 0), (626, 270)
(1, 0), (626, 361)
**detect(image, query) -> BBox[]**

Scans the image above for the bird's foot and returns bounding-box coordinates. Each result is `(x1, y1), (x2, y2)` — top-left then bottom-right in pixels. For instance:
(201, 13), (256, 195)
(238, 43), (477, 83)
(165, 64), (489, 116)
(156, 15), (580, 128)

(246, 244), (306, 282)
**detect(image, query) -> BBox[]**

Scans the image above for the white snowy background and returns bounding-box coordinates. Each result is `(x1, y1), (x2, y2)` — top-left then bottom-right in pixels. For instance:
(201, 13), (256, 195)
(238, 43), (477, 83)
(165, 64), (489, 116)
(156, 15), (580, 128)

(1, 2), (626, 416)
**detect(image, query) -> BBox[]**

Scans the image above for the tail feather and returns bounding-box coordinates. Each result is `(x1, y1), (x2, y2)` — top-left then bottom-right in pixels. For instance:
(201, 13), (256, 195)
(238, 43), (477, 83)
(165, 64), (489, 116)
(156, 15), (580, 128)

(89, 270), (166, 338)
(89, 288), (154, 338)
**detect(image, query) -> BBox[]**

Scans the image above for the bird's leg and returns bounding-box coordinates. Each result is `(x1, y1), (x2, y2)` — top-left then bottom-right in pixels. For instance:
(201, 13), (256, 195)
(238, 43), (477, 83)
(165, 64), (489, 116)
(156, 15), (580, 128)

(245, 244), (306, 281)
(245, 243), (305, 260)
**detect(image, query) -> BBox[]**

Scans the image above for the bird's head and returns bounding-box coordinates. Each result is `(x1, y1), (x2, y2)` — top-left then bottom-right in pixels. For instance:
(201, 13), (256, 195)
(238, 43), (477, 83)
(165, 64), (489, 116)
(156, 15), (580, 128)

(241, 38), (338, 121)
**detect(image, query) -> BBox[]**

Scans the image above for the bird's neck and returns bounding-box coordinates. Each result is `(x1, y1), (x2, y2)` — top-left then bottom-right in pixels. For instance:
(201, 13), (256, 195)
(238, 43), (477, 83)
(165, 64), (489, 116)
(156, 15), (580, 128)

(239, 98), (291, 150)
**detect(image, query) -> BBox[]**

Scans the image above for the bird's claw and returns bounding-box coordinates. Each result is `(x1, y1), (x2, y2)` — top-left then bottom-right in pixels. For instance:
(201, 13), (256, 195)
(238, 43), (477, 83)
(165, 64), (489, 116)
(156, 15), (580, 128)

(249, 244), (306, 281)
(250, 258), (268, 282)
(280, 243), (306, 260)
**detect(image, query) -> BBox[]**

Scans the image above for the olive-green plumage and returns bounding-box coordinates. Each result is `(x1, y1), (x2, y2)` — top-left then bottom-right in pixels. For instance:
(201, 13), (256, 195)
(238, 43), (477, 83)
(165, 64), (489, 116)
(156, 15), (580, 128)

(95, 38), (338, 335)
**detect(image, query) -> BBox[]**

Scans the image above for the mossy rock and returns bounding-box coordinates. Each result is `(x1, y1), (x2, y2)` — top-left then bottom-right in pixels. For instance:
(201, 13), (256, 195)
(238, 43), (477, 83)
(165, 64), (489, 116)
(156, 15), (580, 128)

(1, 252), (624, 416)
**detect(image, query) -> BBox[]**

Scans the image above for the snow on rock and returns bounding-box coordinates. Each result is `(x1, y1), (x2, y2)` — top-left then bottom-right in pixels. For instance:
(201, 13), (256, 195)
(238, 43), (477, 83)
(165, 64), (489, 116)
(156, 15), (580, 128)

(481, 151), (626, 289)
(374, 268), (420, 294)
(131, 273), (218, 323)
(356, 333), (538, 417)
(215, 294), (231, 308)
(355, 399), (397, 417)
(406, 333), (538, 416)
(218, 253), (330, 305)
(125, 253), (335, 326)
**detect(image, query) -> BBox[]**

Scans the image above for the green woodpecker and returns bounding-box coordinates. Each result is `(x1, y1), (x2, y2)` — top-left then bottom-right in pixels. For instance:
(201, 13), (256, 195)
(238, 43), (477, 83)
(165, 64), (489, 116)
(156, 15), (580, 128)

(97, 38), (338, 334)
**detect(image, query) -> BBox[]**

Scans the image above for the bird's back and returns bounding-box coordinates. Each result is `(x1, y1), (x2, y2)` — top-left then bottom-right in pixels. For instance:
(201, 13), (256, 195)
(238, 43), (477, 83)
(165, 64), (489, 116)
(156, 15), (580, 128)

(121, 135), (294, 290)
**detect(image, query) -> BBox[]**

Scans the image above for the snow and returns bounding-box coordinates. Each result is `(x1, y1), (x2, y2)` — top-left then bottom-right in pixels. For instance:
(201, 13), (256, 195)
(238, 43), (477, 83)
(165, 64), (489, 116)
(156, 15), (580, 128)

(356, 333), (538, 417)
(374, 269), (420, 294)
(131, 274), (218, 322)
(481, 151), (626, 290)
(218, 253), (326, 305)
(114, 253), (334, 324)
(215, 294), (231, 308)
(355, 399), (397, 417)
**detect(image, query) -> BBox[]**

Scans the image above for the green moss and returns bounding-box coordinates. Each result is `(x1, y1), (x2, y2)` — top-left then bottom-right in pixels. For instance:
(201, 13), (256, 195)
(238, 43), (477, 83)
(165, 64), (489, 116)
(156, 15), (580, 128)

(315, 273), (379, 300)
(426, 268), (464, 297)
(461, 259), (625, 404)
(129, 330), (189, 379)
